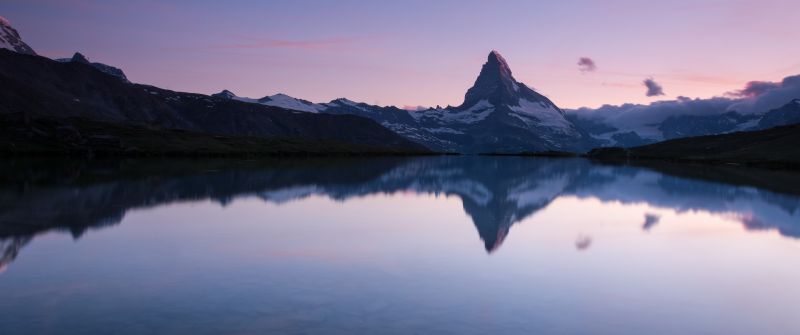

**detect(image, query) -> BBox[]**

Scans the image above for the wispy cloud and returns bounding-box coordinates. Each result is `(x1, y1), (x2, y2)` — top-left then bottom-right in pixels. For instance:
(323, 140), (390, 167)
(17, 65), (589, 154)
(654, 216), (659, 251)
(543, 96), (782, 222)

(401, 105), (428, 111)
(577, 57), (596, 73)
(210, 37), (365, 51)
(643, 78), (665, 97)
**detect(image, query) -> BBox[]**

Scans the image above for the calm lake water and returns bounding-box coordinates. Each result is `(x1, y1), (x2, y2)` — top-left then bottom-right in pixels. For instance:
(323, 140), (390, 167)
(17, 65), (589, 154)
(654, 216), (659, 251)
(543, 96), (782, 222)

(1, 157), (799, 334)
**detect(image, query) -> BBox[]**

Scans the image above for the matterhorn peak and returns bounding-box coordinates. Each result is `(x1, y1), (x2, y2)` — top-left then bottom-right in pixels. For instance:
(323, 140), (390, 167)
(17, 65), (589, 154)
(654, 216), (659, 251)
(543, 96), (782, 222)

(461, 50), (553, 108)
(486, 50), (513, 79)
(0, 16), (36, 55)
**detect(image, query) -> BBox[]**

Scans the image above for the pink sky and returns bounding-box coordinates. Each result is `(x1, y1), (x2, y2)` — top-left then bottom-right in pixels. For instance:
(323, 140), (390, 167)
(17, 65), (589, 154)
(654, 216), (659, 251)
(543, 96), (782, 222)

(3, 0), (800, 109)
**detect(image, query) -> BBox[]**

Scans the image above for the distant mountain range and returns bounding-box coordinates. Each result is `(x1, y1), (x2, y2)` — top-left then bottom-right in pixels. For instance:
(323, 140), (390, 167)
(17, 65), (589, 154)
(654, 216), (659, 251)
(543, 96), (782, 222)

(566, 98), (800, 148)
(0, 19), (426, 155)
(1, 18), (799, 155)
(216, 52), (800, 152)
(217, 51), (587, 153)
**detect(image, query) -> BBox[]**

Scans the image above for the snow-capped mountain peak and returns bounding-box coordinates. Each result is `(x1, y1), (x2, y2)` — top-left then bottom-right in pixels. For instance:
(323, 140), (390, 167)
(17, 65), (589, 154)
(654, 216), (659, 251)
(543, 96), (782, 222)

(258, 93), (326, 113)
(55, 52), (129, 82)
(450, 51), (579, 139)
(211, 90), (326, 113)
(462, 50), (521, 107)
(212, 89), (237, 99)
(331, 98), (359, 106)
(0, 16), (36, 55)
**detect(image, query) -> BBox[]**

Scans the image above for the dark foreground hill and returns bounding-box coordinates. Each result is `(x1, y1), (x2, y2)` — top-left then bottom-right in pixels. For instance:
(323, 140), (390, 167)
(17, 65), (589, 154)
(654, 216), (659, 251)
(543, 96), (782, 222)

(588, 123), (800, 168)
(0, 49), (428, 155)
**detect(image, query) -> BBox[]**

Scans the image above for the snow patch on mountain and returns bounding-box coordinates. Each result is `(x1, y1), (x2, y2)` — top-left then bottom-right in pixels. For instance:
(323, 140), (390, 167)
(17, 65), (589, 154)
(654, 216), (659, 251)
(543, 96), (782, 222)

(510, 99), (575, 134)
(56, 52), (129, 82)
(259, 94), (327, 113)
(447, 100), (495, 123)
(0, 16), (36, 55)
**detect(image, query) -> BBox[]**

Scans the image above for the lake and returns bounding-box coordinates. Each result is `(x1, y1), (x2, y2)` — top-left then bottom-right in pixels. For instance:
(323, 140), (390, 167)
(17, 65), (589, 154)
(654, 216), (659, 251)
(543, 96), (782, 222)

(1, 157), (799, 334)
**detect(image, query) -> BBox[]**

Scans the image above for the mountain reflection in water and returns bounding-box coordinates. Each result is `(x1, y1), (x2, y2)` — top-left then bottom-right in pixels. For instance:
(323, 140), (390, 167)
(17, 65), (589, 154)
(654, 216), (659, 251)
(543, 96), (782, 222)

(1, 156), (799, 270)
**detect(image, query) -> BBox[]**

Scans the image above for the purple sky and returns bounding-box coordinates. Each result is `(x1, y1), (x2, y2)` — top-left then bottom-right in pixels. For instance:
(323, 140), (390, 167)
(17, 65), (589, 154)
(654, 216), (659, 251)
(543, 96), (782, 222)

(3, 0), (800, 109)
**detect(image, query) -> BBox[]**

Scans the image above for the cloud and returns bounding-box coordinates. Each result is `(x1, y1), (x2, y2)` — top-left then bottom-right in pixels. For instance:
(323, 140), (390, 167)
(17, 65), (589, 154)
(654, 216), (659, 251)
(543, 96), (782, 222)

(643, 213), (661, 231)
(726, 75), (800, 113)
(643, 78), (665, 97)
(724, 75), (800, 113)
(210, 37), (363, 51)
(575, 235), (592, 251)
(577, 57), (596, 73)
(568, 96), (735, 136)
(567, 73), (800, 136)
(402, 105), (427, 111)
(728, 81), (781, 98)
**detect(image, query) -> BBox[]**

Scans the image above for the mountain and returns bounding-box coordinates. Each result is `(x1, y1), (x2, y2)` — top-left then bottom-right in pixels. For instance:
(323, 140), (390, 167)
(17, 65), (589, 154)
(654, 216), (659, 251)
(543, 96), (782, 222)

(754, 99), (800, 130)
(56, 52), (129, 82)
(220, 51), (586, 153)
(657, 111), (761, 140)
(588, 123), (800, 168)
(0, 49), (427, 154)
(412, 51), (584, 153)
(0, 17), (35, 55)
(567, 97), (800, 148)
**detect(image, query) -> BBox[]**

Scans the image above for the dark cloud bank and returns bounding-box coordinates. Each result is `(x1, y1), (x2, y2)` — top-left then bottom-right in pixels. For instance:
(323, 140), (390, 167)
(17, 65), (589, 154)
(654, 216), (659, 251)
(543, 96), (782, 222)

(570, 74), (800, 120)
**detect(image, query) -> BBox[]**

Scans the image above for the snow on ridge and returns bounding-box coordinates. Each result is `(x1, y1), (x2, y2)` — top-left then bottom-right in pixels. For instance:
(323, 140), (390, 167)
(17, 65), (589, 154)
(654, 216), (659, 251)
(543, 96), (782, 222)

(0, 24), (19, 52)
(327, 98), (367, 112)
(510, 99), (575, 133)
(441, 99), (495, 124)
(232, 96), (259, 103)
(428, 127), (465, 134)
(260, 93), (327, 113)
(735, 118), (760, 131)
(0, 36), (11, 50)
(336, 98), (359, 106)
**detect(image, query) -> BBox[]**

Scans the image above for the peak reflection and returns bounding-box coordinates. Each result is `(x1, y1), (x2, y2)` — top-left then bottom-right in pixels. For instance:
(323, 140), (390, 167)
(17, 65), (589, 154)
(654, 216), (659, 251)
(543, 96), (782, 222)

(0, 157), (799, 270)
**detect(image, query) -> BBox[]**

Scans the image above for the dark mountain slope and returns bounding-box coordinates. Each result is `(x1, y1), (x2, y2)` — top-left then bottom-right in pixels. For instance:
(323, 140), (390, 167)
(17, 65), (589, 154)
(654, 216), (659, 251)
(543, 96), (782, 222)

(588, 123), (800, 168)
(56, 52), (129, 82)
(755, 99), (800, 130)
(0, 50), (427, 154)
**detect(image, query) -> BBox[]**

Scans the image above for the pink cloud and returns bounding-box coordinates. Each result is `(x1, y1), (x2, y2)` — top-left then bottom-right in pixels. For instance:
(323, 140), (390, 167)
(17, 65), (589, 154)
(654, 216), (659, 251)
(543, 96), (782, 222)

(210, 37), (364, 51)
(401, 105), (428, 111)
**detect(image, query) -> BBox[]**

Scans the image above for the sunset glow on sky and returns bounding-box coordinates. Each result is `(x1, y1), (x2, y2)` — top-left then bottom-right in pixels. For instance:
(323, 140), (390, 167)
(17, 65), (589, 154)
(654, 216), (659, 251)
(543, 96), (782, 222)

(3, 0), (800, 109)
